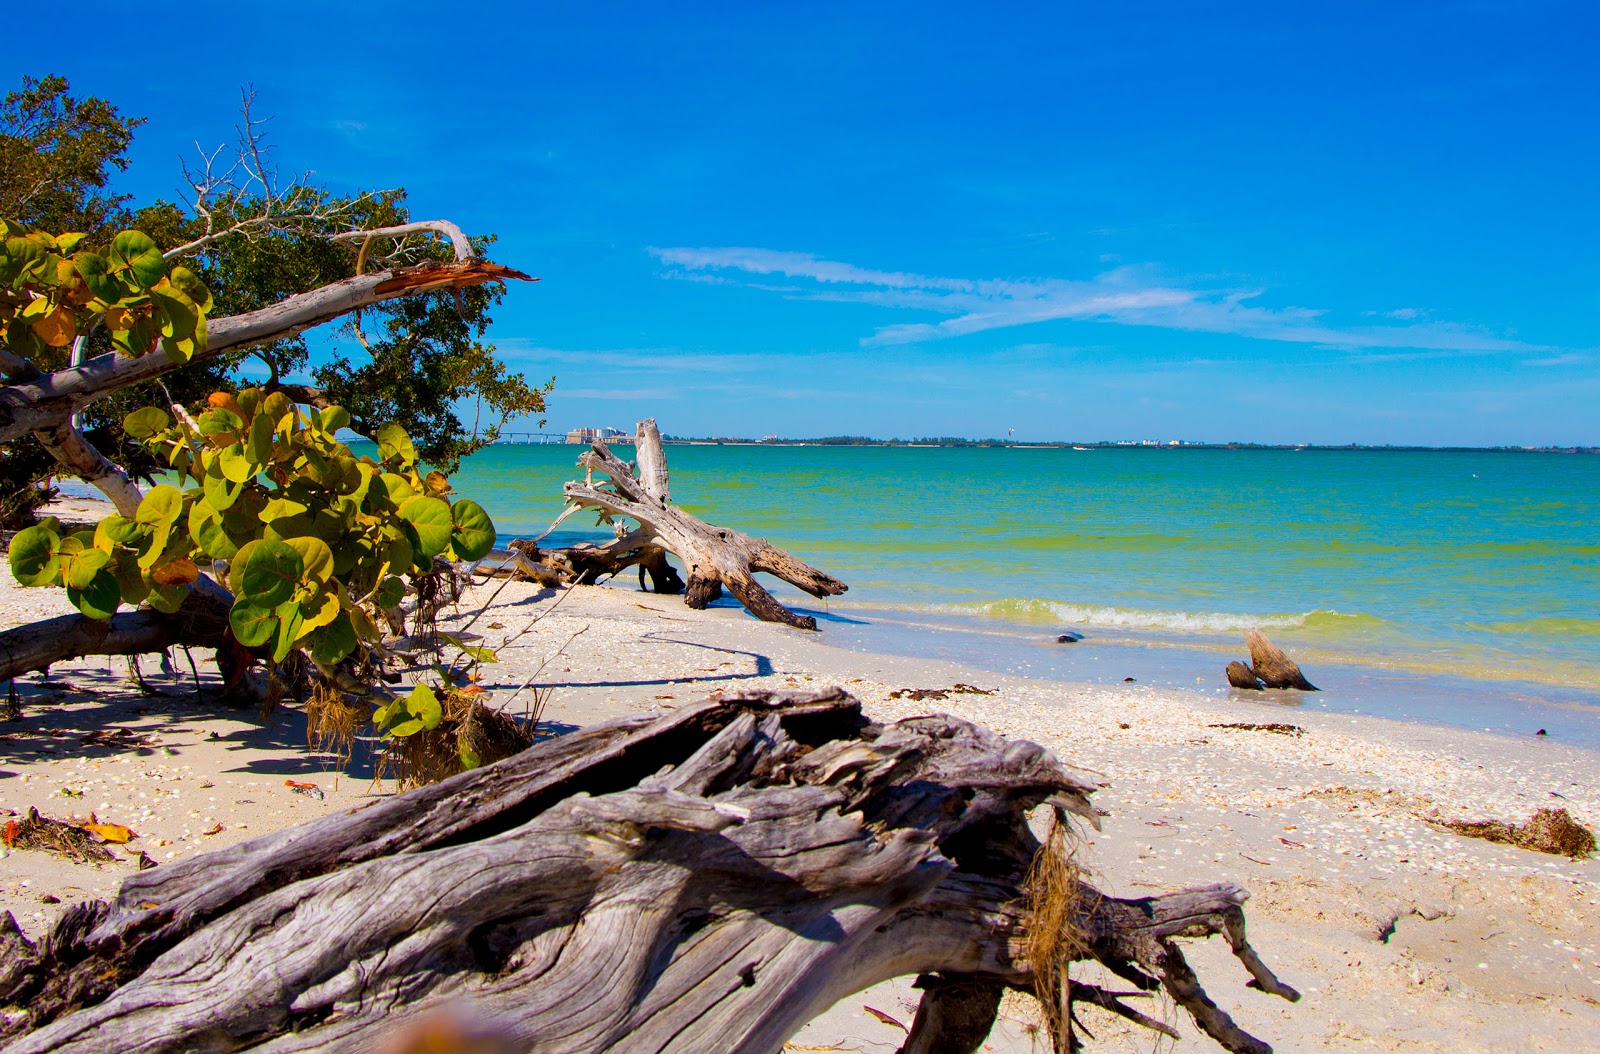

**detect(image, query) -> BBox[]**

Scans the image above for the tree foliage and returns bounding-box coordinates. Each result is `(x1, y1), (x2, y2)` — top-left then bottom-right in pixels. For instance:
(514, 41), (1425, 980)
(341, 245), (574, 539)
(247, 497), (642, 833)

(0, 75), (551, 524)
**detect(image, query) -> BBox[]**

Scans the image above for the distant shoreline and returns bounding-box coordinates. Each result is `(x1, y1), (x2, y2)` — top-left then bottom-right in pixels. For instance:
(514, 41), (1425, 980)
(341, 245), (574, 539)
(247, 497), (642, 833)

(503, 436), (1600, 454)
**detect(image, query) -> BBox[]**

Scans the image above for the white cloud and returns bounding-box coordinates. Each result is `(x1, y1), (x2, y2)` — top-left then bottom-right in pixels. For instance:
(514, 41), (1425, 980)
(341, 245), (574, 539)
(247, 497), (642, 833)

(650, 247), (1547, 355)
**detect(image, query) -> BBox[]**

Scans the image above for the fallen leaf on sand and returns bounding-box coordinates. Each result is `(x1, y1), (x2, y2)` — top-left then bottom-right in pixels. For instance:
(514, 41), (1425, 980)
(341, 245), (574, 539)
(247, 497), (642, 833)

(863, 1006), (908, 1031)
(202, 823), (224, 836)
(1278, 836), (1305, 848)
(285, 780), (326, 801)
(84, 822), (136, 844)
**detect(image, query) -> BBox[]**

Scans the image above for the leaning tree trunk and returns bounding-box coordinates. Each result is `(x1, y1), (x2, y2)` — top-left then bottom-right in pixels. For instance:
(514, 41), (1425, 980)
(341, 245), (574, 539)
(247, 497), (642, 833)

(548, 419), (847, 629)
(0, 576), (233, 684)
(0, 688), (1297, 1054)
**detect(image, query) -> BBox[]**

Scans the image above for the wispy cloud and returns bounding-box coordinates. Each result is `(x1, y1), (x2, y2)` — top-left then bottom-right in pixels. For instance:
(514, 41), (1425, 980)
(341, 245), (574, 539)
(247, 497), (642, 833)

(650, 246), (1547, 354)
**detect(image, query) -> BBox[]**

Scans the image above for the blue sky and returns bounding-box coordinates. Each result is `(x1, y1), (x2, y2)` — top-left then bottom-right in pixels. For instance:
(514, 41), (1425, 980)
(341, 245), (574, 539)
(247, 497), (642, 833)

(25, 1), (1598, 444)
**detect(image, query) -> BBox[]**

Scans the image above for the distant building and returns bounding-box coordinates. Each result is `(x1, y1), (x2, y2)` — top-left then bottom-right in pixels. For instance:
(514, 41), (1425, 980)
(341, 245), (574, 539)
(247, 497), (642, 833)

(566, 426), (631, 444)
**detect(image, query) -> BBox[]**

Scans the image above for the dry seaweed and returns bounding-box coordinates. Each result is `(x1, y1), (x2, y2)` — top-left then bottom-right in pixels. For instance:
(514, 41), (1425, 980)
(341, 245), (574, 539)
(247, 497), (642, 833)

(888, 683), (996, 701)
(0, 807), (114, 863)
(1206, 722), (1306, 737)
(1434, 806), (1595, 859)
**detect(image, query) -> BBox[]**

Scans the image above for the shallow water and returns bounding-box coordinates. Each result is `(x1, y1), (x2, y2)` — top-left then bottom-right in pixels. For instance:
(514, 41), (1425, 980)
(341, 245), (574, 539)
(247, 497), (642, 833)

(361, 443), (1600, 746)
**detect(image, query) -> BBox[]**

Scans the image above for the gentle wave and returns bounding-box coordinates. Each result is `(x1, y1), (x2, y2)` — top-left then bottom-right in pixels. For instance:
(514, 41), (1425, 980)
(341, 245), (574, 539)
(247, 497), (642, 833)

(1469, 616), (1600, 639)
(868, 597), (1387, 635)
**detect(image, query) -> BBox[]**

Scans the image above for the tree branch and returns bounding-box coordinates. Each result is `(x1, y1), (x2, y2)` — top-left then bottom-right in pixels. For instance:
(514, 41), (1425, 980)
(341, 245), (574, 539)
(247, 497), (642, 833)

(32, 421), (143, 517)
(0, 259), (535, 444)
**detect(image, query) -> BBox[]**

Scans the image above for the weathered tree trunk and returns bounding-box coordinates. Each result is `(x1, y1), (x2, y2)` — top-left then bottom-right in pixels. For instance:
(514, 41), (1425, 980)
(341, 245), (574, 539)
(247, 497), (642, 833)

(1245, 629), (1317, 691)
(0, 577), (232, 684)
(0, 688), (1297, 1054)
(554, 419), (847, 629)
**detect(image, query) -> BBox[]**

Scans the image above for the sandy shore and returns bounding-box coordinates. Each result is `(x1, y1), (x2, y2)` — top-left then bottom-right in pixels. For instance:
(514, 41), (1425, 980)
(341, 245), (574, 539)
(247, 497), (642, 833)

(3, 521), (1598, 1051)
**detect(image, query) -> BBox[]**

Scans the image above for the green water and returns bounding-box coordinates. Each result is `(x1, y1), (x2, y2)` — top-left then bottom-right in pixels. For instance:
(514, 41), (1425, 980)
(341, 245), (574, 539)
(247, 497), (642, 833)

(439, 443), (1600, 740)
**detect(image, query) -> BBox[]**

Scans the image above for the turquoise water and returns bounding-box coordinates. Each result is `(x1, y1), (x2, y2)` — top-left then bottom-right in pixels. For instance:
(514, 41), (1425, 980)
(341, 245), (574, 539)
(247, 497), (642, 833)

(439, 443), (1600, 744)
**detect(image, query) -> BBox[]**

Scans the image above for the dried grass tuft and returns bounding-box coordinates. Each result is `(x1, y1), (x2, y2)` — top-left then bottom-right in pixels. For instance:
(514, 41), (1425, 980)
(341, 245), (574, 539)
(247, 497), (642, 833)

(305, 682), (366, 767)
(1022, 819), (1091, 1048)
(1436, 806), (1595, 859)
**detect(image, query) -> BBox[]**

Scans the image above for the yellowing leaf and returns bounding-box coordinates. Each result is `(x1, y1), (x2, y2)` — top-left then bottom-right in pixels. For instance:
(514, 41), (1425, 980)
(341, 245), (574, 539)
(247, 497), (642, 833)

(84, 822), (136, 844)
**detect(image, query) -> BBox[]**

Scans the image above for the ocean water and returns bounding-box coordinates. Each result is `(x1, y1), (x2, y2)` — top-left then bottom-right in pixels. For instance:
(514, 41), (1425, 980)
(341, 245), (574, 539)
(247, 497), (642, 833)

(440, 444), (1600, 746)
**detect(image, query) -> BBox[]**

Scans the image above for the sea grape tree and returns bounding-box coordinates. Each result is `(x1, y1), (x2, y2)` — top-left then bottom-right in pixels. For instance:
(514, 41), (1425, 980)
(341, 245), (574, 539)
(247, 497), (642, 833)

(8, 387), (496, 673)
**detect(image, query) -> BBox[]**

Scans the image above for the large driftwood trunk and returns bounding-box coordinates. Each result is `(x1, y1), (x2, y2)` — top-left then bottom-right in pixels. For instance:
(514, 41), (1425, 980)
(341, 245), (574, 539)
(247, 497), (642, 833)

(549, 420), (847, 629)
(0, 688), (1296, 1054)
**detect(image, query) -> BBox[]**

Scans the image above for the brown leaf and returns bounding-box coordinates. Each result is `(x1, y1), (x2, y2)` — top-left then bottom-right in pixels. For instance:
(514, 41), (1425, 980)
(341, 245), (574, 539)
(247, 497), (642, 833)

(201, 823), (224, 836)
(151, 557), (200, 586)
(863, 1006), (907, 1032)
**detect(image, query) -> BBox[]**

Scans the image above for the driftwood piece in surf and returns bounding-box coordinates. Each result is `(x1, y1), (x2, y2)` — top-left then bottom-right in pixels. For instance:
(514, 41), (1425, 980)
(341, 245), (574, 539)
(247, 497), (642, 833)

(1226, 660), (1264, 690)
(0, 688), (1298, 1054)
(547, 418), (847, 630)
(1245, 629), (1318, 690)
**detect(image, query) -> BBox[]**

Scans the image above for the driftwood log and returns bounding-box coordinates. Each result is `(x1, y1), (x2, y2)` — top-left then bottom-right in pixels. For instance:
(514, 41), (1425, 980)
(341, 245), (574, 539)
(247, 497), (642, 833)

(495, 419), (848, 630)
(1245, 630), (1317, 691)
(0, 688), (1297, 1054)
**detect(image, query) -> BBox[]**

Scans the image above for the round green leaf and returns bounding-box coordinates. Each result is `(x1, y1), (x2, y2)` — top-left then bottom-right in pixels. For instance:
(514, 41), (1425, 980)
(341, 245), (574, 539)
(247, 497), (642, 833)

(284, 536), (334, 582)
(399, 495), (452, 559)
(309, 610), (358, 665)
(218, 443), (255, 484)
(376, 422), (417, 467)
(448, 499), (496, 561)
(8, 525), (61, 587)
(229, 600), (278, 648)
(239, 539), (304, 607)
(146, 580), (191, 614)
(166, 264), (212, 312)
(62, 547), (111, 591)
(110, 230), (165, 289)
(246, 412), (275, 464)
(123, 406), (171, 439)
(373, 574), (406, 610)
(136, 484), (185, 529)
(67, 569), (121, 619)
(260, 497), (309, 522)
(73, 251), (122, 302)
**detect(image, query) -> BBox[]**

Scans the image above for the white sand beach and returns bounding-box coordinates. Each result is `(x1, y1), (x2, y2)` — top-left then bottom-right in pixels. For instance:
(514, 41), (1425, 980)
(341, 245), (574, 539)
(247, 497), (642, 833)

(3, 510), (1598, 1052)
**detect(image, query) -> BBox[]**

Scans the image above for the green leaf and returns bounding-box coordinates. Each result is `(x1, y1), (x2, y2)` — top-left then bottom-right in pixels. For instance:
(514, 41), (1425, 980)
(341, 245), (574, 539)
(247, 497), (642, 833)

(166, 264), (212, 313)
(66, 569), (121, 619)
(122, 406), (170, 439)
(375, 422), (417, 467)
(193, 514), (240, 561)
(300, 589), (342, 633)
(109, 230), (165, 289)
(272, 601), (305, 663)
(229, 599), (278, 648)
(459, 740), (482, 771)
(260, 497), (309, 522)
(136, 484), (185, 529)
(61, 547), (111, 591)
(318, 405), (351, 432)
(73, 251), (121, 302)
(399, 495), (453, 559)
(379, 682), (443, 737)
(448, 499), (496, 562)
(436, 632), (498, 664)
(309, 611), (357, 665)
(93, 515), (144, 551)
(284, 536), (334, 582)
(246, 411), (275, 464)
(218, 443), (255, 484)
(203, 462), (244, 511)
(135, 485), (185, 568)
(239, 539), (303, 607)
(197, 407), (242, 438)
(375, 472), (414, 507)
(146, 580), (190, 614)
(373, 574), (406, 610)
(8, 525), (61, 586)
